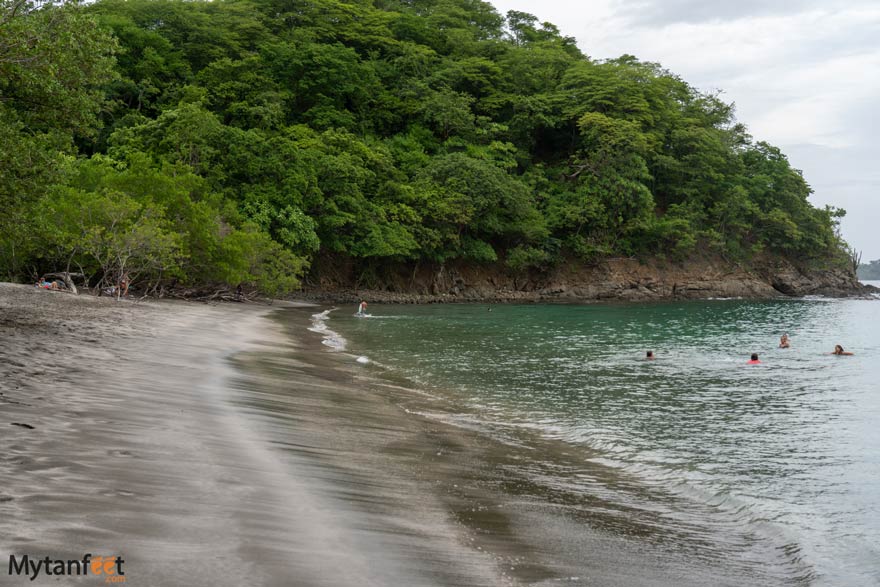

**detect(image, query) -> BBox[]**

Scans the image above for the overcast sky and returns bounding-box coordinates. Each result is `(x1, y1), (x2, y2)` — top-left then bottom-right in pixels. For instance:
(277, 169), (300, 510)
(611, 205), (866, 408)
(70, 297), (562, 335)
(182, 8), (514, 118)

(489, 0), (880, 260)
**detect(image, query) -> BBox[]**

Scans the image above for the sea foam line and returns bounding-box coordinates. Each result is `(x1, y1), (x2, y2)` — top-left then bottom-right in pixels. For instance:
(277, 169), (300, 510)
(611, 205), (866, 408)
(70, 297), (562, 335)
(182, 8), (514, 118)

(308, 308), (347, 351)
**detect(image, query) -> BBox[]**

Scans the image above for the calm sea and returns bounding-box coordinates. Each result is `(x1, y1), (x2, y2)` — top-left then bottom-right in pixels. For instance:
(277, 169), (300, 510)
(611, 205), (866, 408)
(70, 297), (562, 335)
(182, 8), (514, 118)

(320, 287), (879, 585)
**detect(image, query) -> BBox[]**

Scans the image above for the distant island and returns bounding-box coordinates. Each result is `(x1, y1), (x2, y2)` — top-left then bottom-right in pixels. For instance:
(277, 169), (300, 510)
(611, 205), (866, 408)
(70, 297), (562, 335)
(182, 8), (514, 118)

(858, 260), (880, 281)
(0, 0), (864, 300)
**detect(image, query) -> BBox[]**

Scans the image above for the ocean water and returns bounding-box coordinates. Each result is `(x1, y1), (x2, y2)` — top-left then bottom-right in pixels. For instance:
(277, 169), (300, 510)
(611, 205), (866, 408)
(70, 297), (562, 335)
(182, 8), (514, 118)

(321, 292), (880, 585)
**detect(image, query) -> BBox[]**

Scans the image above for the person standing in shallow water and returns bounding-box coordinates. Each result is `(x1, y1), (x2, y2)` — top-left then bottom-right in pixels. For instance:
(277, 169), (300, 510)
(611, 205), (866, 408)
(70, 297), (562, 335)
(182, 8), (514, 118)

(357, 300), (367, 316)
(747, 353), (761, 364)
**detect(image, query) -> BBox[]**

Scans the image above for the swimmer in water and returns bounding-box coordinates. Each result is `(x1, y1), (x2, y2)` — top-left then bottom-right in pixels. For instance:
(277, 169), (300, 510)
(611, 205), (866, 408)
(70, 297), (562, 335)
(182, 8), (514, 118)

(747, 353), (761, 364)
(356, 300), (367, 316)
(831, 344), (854, 356)
(646, 350), (655, 360)
(779, 333), (790, 348)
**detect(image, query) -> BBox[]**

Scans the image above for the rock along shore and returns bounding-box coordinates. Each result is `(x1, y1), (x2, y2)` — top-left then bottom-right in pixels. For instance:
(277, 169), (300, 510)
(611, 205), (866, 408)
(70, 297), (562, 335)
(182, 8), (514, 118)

(299, 255), (873, 304)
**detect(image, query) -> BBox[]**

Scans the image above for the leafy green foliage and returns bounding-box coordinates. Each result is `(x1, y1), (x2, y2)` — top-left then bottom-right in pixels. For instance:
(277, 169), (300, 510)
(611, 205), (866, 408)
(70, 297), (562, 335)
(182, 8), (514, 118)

(0, 0), (851, 292)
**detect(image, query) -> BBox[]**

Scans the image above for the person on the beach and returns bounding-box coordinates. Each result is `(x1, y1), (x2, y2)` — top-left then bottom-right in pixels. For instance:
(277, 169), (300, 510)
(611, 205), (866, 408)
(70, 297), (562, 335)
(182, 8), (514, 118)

(831, 345), (854, 356)
(779, 334), (790, 348)
(357, 300), (367, 316)
(118, 272), (129, 298)
(646, 350), (655, 360)
(747, 353), (761, 364)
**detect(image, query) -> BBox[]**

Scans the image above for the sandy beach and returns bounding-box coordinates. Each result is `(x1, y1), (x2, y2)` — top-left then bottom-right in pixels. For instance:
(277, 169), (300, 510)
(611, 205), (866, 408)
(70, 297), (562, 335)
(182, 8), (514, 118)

(0, 284), (517, 586)
(0, 284), (804, 586)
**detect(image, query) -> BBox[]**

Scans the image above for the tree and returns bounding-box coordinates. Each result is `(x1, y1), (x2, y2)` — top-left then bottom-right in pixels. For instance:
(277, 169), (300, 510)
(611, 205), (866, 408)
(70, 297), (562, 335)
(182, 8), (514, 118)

(415, 152), (546, 261)
(1, 0), (118, 135)
(38, 186), (182, 293)
(422, 86), (475, 140)
(0, 0), (117, 278)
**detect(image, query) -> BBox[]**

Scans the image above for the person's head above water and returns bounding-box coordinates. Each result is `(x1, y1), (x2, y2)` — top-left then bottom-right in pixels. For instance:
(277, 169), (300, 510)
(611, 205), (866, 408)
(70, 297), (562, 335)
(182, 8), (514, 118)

(832, 344), (853, 355)
(646, 350), (654, 359)
(751, 353), (758, 361)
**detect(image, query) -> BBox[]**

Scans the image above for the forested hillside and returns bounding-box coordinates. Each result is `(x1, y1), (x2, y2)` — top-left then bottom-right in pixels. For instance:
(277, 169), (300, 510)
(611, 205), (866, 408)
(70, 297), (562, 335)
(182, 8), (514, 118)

(0, 0), (852, 295)
(858, 260), (880, 280)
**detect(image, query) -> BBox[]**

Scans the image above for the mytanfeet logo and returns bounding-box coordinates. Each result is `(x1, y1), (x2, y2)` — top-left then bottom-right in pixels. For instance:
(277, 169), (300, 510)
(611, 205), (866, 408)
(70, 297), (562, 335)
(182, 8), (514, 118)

(8, 554), (125, 583)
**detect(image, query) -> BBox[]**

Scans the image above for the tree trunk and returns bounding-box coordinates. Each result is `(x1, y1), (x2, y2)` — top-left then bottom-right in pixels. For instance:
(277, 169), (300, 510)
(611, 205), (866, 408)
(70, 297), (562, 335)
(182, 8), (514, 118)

(44, 272), (81, 295)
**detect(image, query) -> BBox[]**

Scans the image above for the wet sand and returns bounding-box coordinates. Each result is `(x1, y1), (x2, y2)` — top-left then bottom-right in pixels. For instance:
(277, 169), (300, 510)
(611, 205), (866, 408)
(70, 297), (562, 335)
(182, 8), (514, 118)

(0, 284), (802, 586)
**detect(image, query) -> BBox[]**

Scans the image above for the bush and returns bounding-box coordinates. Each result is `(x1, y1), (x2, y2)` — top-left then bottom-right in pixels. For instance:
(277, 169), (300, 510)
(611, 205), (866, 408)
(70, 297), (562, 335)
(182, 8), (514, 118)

(506, 245), (551, 271)
(216, 223), (307, 296)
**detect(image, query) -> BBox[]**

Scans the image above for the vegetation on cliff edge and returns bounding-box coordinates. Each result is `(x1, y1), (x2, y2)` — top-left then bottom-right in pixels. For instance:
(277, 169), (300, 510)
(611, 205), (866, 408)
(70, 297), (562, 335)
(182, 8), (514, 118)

(0, 0), (851, 295)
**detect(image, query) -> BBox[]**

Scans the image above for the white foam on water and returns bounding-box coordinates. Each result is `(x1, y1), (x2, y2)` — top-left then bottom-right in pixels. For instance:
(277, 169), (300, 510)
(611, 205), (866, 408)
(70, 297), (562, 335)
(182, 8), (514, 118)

(308, 308), (348, 351)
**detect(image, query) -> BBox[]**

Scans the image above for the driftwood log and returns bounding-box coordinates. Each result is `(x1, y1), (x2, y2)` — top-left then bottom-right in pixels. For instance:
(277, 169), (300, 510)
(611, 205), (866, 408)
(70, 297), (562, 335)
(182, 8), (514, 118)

(163, 287), (260, 303)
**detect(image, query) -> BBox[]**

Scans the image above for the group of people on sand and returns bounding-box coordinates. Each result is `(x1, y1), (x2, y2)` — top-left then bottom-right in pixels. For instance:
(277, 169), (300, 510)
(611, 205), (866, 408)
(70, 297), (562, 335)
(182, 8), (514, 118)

(35, 272), (131, 298)
(35, 276), (64, 291)
(643, 335), (854, 365)
(104, 273), (129, 298)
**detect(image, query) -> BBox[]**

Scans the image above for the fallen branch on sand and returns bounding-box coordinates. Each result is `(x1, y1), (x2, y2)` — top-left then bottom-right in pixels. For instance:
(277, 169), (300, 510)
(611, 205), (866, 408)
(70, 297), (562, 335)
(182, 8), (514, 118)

(162, 287), (260, 303)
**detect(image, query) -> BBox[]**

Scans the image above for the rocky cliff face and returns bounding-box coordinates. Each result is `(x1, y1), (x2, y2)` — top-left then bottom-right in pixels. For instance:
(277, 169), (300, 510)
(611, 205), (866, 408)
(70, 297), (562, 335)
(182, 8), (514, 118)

(301, 255), (871, 303)
(754, 258), (866, 297)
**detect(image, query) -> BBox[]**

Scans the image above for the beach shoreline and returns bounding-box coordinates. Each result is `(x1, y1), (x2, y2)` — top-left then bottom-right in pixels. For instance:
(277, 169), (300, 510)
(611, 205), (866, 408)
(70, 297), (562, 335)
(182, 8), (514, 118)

(0, 284), (809, 586)
(0, 283), (523, 585)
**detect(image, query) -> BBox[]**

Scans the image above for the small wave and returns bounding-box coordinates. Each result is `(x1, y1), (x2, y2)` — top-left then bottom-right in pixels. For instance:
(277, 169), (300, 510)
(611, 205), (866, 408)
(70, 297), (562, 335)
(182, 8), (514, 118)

(468, 413), (815, 579)
(800, 295), (840, 303)
(352, 314), (412, 321)
(402, 409), (535, 449)
(308, 309), (347, 351)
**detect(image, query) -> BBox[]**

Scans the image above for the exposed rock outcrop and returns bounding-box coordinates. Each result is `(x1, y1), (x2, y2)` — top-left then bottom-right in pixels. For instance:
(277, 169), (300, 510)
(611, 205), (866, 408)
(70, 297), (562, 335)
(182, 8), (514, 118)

(300, 255), (873, 304)
(754, 258), (865, 297)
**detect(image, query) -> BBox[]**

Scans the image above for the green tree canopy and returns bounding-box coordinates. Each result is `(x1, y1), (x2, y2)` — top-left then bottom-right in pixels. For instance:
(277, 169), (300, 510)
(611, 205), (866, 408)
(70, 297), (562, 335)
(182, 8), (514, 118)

(0, 0), (853, 291)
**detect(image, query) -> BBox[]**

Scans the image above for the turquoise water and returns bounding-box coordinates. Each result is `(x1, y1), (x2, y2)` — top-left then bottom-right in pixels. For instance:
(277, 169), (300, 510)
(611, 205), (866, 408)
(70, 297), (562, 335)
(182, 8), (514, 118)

(322, 293), (879, 585)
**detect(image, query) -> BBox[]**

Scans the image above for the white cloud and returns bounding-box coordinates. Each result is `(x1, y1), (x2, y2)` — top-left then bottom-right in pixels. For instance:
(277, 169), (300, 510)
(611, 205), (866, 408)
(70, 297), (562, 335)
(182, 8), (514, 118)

(739, 50), (880, 148)
(612, 0), (854, 26)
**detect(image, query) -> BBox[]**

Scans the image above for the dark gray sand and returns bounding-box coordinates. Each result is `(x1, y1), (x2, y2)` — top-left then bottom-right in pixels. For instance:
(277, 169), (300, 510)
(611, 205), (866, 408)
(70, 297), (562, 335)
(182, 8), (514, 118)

(0, 284), (801, 586)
